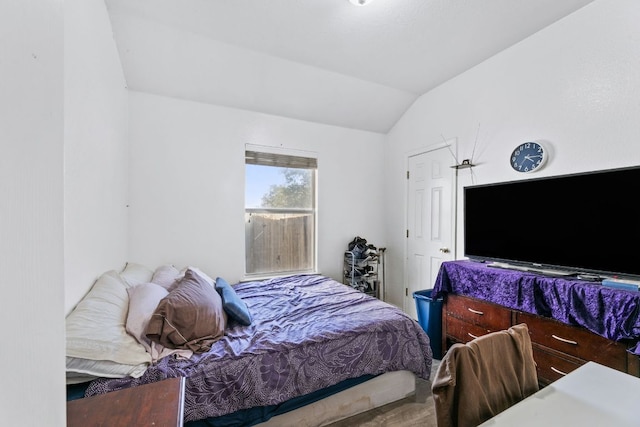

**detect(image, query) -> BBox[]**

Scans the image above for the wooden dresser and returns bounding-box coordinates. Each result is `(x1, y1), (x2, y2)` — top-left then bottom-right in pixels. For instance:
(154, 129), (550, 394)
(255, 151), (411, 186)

(443, 293), (640, 386)
(67, 377), (185, 426)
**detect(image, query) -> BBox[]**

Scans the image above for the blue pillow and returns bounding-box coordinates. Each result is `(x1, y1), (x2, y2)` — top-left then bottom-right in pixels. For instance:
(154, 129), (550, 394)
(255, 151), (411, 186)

(215, 277), (253, 326)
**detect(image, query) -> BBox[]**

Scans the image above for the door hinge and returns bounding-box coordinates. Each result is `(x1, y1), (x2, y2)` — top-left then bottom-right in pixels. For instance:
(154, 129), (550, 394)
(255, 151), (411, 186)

(406, 170), (409, 179)
(405, 288), (408, 297)
(406, 229), (409, 238)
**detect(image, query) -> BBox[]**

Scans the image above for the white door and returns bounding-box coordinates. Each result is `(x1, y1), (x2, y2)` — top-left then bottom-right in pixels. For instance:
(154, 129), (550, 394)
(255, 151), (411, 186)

(405, 145), (456, 319)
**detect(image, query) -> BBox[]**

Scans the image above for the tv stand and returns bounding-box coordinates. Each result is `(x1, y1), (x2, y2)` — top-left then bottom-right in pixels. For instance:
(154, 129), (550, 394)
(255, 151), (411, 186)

(434, 260), (640, 386)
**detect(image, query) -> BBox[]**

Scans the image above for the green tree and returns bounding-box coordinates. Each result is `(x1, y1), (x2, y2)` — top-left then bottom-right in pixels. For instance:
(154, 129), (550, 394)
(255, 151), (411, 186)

(261, 168), (312, 208)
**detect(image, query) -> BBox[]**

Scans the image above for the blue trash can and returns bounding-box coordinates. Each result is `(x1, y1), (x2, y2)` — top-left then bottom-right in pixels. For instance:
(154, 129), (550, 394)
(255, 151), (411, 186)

(413, 289), (443, 359)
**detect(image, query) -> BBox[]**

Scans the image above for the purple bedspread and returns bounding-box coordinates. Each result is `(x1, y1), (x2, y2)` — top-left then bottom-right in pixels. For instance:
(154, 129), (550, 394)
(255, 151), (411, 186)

(86, 274), (432, 422)
(432, 260), (640, 355)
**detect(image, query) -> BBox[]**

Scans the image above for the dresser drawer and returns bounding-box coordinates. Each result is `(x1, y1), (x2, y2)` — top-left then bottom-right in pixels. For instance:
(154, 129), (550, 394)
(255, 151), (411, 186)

(532, 344), (584, 386)
(446, 294), (512, 331)
(446, 315), (496, 344)
(516, 311), (628, 371)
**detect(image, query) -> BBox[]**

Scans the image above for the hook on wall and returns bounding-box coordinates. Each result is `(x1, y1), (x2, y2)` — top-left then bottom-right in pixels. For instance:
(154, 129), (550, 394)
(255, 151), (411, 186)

(450, 159), (475, 169)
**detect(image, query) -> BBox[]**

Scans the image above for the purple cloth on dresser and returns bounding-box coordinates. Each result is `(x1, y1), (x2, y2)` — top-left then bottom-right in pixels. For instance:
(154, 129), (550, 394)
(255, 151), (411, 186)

(85, 274), (432, 422)
(432, 260), (640, 355)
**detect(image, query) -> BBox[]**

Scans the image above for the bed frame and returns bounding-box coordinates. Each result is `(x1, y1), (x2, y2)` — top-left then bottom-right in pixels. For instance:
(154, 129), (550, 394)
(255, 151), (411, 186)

(256, 370), (416, 426)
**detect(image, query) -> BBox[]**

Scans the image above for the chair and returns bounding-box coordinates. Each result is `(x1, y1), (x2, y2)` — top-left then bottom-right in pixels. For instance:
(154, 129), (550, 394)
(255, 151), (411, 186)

(431, 323), (539, 427)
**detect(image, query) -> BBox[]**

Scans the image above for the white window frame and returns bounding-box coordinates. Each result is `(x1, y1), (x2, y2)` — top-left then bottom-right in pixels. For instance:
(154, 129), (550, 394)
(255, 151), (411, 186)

(244, 144), (318, 279)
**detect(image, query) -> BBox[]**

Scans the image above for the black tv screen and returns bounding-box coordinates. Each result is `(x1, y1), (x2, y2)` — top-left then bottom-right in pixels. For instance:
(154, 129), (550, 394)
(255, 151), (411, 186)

(464, 166), (640, 279)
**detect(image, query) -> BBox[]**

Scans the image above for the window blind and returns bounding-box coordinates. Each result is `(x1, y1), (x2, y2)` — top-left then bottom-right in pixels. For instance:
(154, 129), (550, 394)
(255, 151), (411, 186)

(245, 150), (317, 169)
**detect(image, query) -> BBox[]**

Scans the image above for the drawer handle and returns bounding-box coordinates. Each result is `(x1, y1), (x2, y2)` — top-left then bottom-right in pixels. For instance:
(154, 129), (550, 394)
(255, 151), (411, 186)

(551, 334), (578, 345)
(551, 366), (568, 376)
(468, 332), (479, 340)
(467, 308), (484, 315)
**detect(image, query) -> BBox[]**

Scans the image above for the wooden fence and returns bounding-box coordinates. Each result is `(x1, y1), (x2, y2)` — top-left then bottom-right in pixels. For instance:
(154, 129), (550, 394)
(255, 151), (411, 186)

(245, 212), (314, 274)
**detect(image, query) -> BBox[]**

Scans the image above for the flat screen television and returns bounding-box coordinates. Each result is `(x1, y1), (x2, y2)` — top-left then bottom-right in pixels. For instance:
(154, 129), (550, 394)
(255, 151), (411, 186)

(464, 165), (640, 280)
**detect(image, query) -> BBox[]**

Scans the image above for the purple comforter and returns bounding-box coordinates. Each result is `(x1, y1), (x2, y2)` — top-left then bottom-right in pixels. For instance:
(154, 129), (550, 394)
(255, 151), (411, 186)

(86, 274), (432, 422)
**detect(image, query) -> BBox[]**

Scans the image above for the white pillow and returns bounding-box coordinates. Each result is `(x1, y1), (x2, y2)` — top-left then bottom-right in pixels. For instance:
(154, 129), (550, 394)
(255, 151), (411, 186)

(126, 282), (169, 347)
(66, 270), (151, 373)
(66, 357), (148, 380)
(151, 264), (181, 290)
(120, 262), (154, 287)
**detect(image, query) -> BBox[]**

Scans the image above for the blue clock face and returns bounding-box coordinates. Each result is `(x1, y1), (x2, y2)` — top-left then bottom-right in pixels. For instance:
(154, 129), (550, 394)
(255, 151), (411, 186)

(510, 142), (546, 173)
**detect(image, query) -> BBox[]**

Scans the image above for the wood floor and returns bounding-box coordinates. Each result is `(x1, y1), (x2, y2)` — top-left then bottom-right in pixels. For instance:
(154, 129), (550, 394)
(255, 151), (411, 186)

(326, 360), (440, 427)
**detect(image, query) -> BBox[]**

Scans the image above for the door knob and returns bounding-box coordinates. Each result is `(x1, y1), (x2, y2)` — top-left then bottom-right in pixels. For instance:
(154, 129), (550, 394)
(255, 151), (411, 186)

(439, 248), (450, 253)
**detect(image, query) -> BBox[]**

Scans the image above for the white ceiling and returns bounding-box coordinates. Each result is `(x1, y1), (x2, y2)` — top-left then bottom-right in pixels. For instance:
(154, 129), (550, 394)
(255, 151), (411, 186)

(104, 0), (595, 133)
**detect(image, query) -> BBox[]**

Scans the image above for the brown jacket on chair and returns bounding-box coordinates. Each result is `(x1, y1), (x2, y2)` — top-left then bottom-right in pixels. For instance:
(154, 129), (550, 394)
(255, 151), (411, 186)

(431, 323), (539, 427)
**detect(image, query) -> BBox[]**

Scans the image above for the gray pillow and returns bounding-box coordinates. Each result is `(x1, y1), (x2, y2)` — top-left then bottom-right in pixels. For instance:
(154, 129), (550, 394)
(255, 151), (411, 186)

(145, 268), (227, 353)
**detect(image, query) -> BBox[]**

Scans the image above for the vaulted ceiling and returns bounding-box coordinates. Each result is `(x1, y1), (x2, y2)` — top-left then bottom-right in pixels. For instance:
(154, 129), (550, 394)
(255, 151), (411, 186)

(104, 0), (595, 133)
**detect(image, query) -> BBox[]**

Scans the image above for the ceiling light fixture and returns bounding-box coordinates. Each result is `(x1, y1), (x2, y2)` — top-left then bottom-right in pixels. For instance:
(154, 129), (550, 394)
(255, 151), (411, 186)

(349, 0), (374, 6)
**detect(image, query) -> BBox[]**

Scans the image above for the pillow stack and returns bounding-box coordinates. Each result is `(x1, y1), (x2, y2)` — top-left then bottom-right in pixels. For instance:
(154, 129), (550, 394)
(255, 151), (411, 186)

(65, 262), (252, 383)
(65, 264), (154, 383)
(126, 282), (193, 363)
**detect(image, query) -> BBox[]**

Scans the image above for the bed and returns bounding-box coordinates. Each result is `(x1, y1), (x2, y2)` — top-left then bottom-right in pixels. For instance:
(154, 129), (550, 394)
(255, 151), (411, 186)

(66, 264), (433, 426)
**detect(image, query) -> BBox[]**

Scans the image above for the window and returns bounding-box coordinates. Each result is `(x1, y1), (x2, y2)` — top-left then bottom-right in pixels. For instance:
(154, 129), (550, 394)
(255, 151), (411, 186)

(245, 149), (317, 277)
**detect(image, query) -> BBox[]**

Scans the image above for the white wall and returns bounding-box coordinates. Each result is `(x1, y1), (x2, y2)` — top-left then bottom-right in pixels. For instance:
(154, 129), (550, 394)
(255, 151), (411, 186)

(0, 1), (65, 426)
(64, 0), (130, 314)
(383, 0), (640, 308)
(128, 92), (386, 283)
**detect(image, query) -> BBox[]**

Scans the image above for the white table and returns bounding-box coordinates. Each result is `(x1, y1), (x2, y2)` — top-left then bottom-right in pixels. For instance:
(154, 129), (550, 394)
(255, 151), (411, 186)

(479, 362), (640, 426)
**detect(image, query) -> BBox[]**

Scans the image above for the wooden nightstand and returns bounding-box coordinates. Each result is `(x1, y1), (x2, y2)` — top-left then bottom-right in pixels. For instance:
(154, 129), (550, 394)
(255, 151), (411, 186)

(67, 377), (185, 426)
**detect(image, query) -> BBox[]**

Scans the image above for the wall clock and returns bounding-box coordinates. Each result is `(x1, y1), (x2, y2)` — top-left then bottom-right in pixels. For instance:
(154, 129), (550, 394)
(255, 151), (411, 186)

(510, 142), (547, 173)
